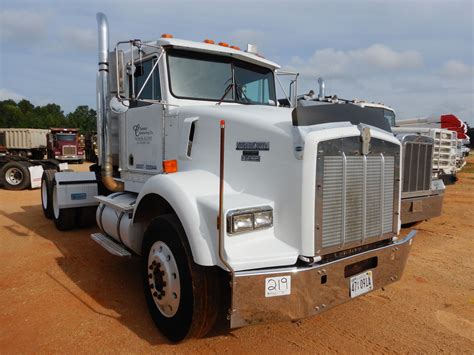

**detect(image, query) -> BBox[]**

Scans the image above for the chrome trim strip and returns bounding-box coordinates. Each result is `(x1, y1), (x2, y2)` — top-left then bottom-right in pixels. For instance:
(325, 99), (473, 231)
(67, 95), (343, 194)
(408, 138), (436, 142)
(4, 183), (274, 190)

(380, 153), (385, 237)
(341, 152), (347, 246)
(362, 154), (367, 241)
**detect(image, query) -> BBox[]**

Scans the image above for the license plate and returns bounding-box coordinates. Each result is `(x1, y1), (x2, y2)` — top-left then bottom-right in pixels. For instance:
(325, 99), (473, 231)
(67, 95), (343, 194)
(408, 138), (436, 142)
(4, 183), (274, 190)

(350, 271), (374, 298)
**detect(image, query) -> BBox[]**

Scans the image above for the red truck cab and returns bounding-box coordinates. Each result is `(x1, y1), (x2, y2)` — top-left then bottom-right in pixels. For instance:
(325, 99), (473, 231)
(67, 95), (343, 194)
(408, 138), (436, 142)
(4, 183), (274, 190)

(47, 128), (84, 163)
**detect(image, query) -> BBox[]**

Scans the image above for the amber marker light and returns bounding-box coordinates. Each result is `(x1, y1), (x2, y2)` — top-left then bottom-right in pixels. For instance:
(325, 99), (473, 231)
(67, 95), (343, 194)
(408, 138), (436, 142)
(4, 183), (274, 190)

(161, 33), (174, 38)
(218, 42), (229, 47)
(230, 45), (240, 50)
(163, 160), (178, 173)
(203, 39), (215, 44)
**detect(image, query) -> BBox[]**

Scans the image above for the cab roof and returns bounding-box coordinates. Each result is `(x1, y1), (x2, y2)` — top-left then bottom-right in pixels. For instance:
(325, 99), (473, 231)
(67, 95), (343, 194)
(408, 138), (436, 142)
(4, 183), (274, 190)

(147, 37), (281, 70)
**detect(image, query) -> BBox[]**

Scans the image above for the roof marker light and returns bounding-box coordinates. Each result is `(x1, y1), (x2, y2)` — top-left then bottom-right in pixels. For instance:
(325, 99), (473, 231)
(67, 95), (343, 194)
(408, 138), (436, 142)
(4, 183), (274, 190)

(218, 42), (229, 47)
(230, 45), (240, 50)
(204, 39), (215, 44)
(161, 33), (173, 38)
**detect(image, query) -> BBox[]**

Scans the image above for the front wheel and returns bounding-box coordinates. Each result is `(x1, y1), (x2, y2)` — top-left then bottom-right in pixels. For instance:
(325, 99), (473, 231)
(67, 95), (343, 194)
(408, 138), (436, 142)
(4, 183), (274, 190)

(142, 214), (220, 342)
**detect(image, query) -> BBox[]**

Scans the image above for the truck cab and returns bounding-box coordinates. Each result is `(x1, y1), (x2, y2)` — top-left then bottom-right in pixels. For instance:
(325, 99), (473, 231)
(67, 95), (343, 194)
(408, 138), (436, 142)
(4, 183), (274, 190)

(42, 13), (417, 342)
(47, 128), (85, 163)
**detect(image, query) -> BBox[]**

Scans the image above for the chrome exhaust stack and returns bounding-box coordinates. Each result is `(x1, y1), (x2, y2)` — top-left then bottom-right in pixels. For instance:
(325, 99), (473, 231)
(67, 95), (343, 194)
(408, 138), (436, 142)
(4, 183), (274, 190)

(96, 12), (124, 192)
(318, 77), (325, 100)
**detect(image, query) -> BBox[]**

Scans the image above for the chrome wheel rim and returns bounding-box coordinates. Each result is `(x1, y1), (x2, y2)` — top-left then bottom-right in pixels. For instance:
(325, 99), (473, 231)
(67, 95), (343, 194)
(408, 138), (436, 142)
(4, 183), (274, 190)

(147, 240), (181, 318)
(5, 167), (23, 186)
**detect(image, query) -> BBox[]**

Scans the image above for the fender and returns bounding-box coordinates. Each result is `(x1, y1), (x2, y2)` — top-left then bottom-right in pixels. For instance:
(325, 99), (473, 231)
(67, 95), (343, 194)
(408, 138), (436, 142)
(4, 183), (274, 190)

(133, 169), (225, 267)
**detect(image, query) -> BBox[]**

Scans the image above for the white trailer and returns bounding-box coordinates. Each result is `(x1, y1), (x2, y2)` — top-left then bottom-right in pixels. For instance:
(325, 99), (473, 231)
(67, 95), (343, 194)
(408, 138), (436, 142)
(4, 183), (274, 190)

(0, 128), (49, 159)
(41, 13), (417, 342)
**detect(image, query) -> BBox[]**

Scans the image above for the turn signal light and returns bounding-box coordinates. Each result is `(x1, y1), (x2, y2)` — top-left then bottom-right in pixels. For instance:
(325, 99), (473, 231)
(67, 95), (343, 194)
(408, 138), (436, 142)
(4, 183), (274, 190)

(230, 45), (240, 50)
(163, 160), (178, 173)
(218, 42), (229, 47)
(161, 33), (174, 38)
(203, 39), (215, 44)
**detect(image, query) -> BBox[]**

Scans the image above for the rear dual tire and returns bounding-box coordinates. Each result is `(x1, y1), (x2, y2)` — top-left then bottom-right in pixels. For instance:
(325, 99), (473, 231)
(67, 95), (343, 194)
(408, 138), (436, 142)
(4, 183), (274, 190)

(2, 161), (31, 190)
(41, 169), (56, 219)
(52, 183), (76, 230)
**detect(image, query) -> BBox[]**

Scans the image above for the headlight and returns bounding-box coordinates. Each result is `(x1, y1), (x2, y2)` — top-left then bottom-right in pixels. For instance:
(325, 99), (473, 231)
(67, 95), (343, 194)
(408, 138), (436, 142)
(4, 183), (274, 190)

(227, 206), (273, 235)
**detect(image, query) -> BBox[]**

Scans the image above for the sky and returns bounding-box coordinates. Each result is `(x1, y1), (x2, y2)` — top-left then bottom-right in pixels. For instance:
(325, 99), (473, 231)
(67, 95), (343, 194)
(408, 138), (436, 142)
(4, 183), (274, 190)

(0, 0), (473, 124)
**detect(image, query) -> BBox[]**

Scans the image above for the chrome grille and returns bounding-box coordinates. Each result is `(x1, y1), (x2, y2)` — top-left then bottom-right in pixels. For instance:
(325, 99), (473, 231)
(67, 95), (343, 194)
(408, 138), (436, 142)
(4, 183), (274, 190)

(321, 155), (394, 249)
(402, 139), (433, 193)
(63, 146), (77, 155)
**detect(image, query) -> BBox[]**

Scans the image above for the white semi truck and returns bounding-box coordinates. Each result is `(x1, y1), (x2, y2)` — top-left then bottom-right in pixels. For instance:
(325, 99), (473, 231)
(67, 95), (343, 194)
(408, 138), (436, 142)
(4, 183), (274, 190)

(41, 13), (417, 342)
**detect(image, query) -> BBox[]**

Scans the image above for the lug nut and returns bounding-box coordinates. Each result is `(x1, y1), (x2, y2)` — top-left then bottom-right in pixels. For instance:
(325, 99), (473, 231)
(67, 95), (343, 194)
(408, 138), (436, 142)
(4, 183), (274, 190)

(153, 292), (158, 297)
(148, 274), (152, 279)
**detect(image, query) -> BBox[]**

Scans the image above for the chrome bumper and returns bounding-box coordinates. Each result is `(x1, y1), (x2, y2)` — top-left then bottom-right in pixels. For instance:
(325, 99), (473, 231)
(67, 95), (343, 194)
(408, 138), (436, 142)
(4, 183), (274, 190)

(55, 155), (83, 160)
(230, 230), (416, 329)
(400, 193), (444, 225)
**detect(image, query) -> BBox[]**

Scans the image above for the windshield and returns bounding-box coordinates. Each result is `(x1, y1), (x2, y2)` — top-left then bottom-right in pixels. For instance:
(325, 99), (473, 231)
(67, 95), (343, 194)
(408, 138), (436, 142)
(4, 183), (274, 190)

(167, 49), (276, 105)
(56, 134), (76, 142)
(383, 109), (396, 127)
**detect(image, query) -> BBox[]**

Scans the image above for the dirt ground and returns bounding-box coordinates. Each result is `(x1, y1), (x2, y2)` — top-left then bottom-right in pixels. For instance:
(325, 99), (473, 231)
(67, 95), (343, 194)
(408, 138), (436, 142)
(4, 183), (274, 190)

(1, 158), (473, 354)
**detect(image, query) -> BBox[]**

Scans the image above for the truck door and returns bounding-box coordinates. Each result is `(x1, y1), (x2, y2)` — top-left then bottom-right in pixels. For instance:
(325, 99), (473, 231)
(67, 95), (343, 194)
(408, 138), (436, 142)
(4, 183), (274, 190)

(125, 55), (163, 173)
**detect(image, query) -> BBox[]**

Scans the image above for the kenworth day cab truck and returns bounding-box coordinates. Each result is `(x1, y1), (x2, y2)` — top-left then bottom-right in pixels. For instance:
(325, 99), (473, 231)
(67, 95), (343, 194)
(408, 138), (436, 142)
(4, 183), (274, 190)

(297, 81), (444, 226)
(41, 13), (417, 342)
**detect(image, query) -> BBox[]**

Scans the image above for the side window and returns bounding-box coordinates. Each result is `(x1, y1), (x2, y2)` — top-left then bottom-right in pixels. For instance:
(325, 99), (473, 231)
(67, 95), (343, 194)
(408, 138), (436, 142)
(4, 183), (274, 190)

(133, 57), (161, 100)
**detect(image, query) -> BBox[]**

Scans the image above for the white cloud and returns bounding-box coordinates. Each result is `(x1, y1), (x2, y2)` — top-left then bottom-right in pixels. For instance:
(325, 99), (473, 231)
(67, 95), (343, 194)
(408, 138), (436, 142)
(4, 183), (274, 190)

(60, 27), (97, 52)
(288, 44), (423, 79)
(438, 60), (474, 78)
(0, 10), (50, 41)
(0, 88), (24, 102)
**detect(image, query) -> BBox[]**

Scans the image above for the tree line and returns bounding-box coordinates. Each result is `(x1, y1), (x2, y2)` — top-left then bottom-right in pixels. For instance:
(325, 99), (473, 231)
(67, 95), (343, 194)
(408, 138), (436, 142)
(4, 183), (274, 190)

(0, 99), (96, 133)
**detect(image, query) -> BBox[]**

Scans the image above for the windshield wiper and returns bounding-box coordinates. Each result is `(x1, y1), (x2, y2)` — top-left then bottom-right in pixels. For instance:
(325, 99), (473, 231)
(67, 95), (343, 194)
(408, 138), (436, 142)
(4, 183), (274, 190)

(216, 81), (234, 105)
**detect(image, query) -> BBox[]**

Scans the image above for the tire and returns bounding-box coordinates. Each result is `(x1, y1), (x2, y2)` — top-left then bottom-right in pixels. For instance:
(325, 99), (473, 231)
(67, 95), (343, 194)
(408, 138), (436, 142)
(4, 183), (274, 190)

(2, 161), (30, 190)
(52, 181), (76, 230)
(142, 214), (219, 342)
(76, 206), (97, 228)
(41, 169), (56, 219)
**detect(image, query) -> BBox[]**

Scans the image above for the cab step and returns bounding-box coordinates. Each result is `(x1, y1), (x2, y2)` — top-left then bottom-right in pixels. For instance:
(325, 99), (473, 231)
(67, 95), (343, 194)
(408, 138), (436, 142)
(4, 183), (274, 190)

(91, 232), (132, 257)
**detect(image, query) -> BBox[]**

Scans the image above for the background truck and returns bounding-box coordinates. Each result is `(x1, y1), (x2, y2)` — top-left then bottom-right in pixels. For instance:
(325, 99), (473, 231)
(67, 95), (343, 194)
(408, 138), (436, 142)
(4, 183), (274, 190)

(297, 80), (444, 225)
(46, 128), (84, 163)
(0, 156), (61, 190)
(0, 128), (50, 159)
(41, 13), (417, 342)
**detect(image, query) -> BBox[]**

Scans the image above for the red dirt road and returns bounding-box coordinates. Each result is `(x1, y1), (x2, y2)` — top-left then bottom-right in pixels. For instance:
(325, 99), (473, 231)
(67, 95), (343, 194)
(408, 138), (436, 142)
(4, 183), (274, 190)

(1, 160), (473, 353)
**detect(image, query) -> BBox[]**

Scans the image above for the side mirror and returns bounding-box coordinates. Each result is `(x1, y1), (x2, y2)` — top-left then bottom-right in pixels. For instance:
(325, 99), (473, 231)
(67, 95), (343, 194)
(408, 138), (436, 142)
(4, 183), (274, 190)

(110, 96), (130, 114)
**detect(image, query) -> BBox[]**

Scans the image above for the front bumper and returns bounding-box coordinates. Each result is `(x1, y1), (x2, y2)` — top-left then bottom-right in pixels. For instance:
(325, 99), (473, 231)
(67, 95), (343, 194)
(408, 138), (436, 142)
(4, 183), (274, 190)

(54, 155), (84, 161)
(401, 193), (444, 225)
(230, 230), (416, 328)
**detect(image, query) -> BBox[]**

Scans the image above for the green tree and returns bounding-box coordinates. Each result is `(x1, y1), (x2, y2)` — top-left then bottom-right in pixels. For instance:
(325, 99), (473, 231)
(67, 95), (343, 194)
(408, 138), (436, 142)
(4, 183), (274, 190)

(66, 105), (97, 133)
